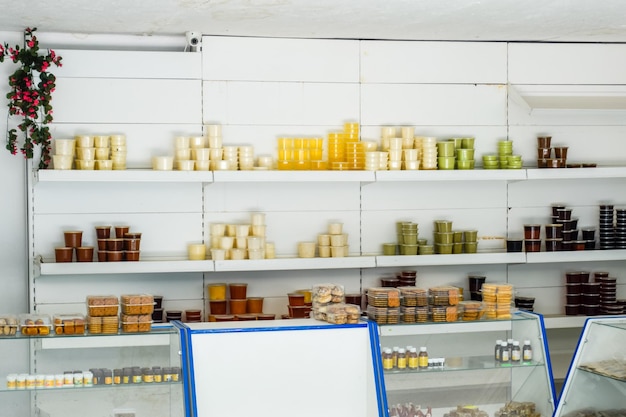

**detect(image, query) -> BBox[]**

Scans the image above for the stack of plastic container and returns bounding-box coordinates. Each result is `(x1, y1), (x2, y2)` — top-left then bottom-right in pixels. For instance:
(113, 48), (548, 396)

(419, 136), (438, 170)
(109, 135), (127, 170)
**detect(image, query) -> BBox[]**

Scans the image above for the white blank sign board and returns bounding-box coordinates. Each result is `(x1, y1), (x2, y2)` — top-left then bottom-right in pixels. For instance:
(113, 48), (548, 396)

(186, 319), (382, 417)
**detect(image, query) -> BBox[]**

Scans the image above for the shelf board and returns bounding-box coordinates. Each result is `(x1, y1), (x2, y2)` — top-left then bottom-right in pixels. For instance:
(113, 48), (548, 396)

(38, 258), (214, 275)
(526, 249), (626, 264)
(510, 84), (626, 110)
(526, 166), (626, 180)
(375, 252), (526, 267)
(35, 169), (213, 183)
(213, 170), (376, 182)
(33, 166), (626, 183)
(375, 169), (526, 182)
(378, 320), (513, 336)
(214, 256), (377, 271)
(39, 330), (173, 349)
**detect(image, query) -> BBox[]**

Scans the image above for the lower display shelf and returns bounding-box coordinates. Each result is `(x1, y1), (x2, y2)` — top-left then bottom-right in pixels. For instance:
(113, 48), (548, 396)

(388, 401), (545, 417)
(1, 380), (182, 393)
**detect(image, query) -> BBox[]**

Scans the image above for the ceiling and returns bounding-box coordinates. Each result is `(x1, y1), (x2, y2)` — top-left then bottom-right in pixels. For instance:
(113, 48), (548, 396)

(2, 0), (626, 44)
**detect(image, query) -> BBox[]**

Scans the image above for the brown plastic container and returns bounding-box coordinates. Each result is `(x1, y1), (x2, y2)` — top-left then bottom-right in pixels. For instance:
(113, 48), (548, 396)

(55, 247), (74, 263)
(125, 251), (140, 261)
(107, 250), (124, 262)
(524, 239), (541, 252)
(288, 305), (311, 318)
(209, 300), (227, 315)
(229, 283), (248, 299)
(523, 225), (541, 240)
(76, 246), (94, 262)
(114, 226), (130, 239)
(64, 231), (83, 248)
(214, 315), (235, 322)
(287, 293), (305, 306)
(95, 226), (111, 239)
(229, 299), (247, 315)
(106, 238), (124, 251)
(246, 297), (264, 314)
(124, 238), (141, 251)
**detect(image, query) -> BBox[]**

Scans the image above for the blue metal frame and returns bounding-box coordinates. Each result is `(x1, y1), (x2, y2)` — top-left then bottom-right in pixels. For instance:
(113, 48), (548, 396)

(170, 320), (194, 417)
(180, 321), (388, 417)
(516, 311), (558, 408)
(367, 320), (390, 417)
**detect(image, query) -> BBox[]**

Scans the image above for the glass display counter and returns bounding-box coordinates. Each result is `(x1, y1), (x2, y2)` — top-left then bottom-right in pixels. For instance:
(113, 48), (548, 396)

(376, 311), (556, 417)
(554, 317), (626, 417)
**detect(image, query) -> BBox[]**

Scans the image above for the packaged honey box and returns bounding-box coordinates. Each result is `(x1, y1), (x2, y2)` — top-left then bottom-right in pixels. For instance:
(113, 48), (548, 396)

(367, 287), (401, 308)
(53, 313), (86, 335)
(0, 314), (18, 336)
(86, 295), (119, 317)
(120, 294), (154, 315)
(121, 314), (152, 333)
(19, 314), (52, 336)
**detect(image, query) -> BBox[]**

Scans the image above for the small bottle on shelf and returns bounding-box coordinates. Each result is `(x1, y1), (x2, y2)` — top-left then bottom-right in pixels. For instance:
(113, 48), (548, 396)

(500, 341), (510, 364)
(522, 340), (533, 363)
(494, 339), (502, 363)
(382, 348), (394, 370)
(408, 347), (418, 370)
(392, 346), (399, 368)
(397, 348), (407, 369)
(418, 346), (429, 369)
(506, 338), (514, 361)
(511, 340), (521, 364)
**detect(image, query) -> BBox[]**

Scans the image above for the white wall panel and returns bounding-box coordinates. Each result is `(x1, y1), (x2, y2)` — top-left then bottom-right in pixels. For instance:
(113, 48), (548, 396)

(362, 181), (507, 210)
(508, 178), (626, 208)
(33, 182), (202, 214)
(34, 273), (203, 304)
(205, 182), (360, 212)
(361, 41), (507, 84)
(202, 36), (359, 82)
(34, 212), (203, 259)
(203, 81), (359, 125)
(53, 78), (202, 123)
(361, 84), (507, 125)
(509, 43), (626, 84)
(54, 50), (201, 79)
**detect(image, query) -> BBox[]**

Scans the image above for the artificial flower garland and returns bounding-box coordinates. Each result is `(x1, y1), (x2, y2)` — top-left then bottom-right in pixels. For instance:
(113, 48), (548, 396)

(0, 28), (62, 168)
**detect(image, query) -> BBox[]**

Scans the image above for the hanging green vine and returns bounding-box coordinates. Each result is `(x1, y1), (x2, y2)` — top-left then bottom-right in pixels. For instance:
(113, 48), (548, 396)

(0, 27), (62, 168)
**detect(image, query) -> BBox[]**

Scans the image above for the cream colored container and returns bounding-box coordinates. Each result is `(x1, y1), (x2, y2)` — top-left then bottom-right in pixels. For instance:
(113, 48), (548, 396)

(52, 155), (73, 170)
(328, 223), (343, 235)
(152, 156), (174, 170)
(297, 241), (316, 258)
(75, 135), (94, 148)
(188, 243), (206, 260)
(175, 136), (190, 149)
(54, 139), (76, 156)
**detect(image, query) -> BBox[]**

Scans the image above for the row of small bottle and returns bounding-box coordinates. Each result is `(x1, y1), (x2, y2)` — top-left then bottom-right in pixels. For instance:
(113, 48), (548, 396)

(6, 366), (181, 389)
(381, 345), (429, 370)
(495, 338), (533, 364)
